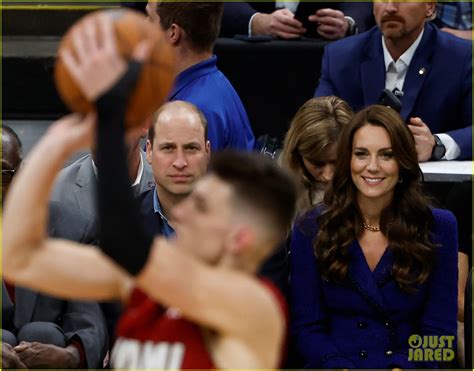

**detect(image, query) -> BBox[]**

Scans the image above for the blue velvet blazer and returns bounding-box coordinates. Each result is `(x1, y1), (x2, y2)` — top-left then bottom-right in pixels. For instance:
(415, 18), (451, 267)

(289, 207), (458, 369)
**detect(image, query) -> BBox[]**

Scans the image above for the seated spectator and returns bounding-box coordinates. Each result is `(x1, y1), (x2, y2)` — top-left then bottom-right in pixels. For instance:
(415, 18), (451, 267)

(280, 96), (353, 214)
(433, 1), (472, 40)
(221, 1), (375, 39)
(289, 105), (458, 368)
(146, 1), (255, 151)
(315, 0), (472, 162)
(1, 125), (108, 369)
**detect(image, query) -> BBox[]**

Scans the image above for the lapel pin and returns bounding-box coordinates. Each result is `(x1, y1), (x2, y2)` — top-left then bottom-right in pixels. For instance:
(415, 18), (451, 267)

(418, 67), (426, 75)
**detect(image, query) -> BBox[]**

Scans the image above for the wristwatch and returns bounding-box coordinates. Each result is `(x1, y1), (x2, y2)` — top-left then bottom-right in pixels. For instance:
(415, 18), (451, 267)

(430, 135), (446, 160)
(345, 16), (358, 36)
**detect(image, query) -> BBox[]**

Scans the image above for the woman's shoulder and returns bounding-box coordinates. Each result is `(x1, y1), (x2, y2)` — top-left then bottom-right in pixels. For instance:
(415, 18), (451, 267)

(430, 207), (457, 229)
(430, 208), (458, 248)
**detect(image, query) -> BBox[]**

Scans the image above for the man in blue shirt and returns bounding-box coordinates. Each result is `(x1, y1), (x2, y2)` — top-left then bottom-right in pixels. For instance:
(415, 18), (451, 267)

(146, 1), (255, 151)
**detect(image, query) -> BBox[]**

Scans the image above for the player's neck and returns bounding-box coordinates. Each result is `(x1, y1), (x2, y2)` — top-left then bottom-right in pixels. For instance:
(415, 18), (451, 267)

(218, 253), (260, 275)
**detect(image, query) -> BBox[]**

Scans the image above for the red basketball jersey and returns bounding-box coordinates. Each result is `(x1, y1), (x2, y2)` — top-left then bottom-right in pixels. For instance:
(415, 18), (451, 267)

(111, 280), (287, 369)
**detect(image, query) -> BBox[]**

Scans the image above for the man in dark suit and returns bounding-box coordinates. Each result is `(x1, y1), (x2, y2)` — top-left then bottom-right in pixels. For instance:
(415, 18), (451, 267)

(1, 126), (108, 369)
(315, 1), (472, 161)
(221, 1), (375, 39)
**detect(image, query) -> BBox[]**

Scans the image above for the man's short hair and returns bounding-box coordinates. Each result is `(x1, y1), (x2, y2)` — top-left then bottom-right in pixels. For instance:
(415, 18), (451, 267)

(157, 1), (224, 52)
(148, 101), (208, 145)
(210, 151), (297, 242)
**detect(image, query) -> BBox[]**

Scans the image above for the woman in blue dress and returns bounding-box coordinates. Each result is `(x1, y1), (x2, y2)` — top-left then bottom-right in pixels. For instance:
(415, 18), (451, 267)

(289, 105), (458, 369)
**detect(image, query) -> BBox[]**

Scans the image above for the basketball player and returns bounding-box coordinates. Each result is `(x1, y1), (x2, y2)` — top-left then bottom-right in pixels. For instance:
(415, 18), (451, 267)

(3, 14), (297, 369)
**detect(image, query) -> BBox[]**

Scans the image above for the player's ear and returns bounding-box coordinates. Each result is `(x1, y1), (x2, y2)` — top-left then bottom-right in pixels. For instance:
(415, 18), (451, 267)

(227, 227), (256, 255)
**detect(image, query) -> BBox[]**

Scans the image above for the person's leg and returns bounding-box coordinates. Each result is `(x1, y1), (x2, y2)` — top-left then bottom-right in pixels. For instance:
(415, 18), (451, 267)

(1, 329), (18, 347)
(17, 322), (66, 347)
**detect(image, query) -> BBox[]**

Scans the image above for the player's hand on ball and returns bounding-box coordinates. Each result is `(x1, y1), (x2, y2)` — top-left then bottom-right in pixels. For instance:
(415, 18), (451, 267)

(60, 13), (151, 102)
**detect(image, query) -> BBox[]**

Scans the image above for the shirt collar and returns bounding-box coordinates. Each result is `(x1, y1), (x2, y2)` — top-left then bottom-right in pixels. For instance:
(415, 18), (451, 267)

(131, 151), (144, 187)
(91, 151), (144, 186)
(153, 188), (169, 222)
(168, 55), (218, 99)
(153, 188), (175, 238)
(382, 27), (424, 71)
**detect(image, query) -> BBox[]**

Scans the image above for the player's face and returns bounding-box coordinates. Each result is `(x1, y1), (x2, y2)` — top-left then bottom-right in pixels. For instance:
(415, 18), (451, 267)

(147, 110), (210, 200)
(171, 175), (235, 264)
(373, 1), (434, 42)
(350, 124), (400, 209)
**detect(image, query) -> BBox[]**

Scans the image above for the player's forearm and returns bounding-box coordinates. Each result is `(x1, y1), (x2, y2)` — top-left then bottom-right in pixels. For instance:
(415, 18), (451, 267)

(3, 134), (73, 278)
(136, 240), (206, 312)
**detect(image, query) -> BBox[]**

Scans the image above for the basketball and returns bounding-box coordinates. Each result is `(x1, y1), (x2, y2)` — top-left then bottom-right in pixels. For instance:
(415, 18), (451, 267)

(54, 9), (176, 128)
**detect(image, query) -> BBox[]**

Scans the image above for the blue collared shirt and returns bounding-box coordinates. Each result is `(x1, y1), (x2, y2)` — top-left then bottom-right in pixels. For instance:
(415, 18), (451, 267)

(168, 55), (255, 152)
(153, 189), (175, 238)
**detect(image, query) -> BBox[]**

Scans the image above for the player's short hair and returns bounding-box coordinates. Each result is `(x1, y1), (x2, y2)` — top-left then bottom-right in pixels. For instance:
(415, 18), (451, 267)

(210, 151), (297, 242)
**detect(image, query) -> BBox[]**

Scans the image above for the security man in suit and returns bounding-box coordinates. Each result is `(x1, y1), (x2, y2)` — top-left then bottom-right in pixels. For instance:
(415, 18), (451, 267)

(315, 0), (472, 161)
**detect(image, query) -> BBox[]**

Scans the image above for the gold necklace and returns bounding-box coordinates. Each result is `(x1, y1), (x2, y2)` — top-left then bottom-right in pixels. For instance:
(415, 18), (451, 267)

(362, 221), (381, 232)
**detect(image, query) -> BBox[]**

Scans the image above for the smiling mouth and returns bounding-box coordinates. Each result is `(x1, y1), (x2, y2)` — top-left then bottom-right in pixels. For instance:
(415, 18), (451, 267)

(362, 176), (385, 185)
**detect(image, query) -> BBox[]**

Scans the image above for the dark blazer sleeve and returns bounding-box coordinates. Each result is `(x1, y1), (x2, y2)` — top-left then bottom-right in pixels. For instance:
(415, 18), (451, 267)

(47, 202), (108, 368)
(221, 2), (258, 37)
(314, 45), (338, 98)
(446, 46), (472, 160)
(420, 209), (458, 365)
(340, 1), (375, 33)
(289, 212), (356, 368)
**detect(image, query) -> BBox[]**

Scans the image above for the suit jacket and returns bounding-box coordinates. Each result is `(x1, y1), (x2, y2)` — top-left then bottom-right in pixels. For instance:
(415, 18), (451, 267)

(221, 1), (375, 37)
(315, 22), (472, 159)
(50, 152), (155, 235)
(2, 203), (108, 368)
(289, 207), (458, 369)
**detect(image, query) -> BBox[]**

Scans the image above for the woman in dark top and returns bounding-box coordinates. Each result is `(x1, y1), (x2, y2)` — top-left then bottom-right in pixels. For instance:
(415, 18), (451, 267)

(289, 105), (458, 369)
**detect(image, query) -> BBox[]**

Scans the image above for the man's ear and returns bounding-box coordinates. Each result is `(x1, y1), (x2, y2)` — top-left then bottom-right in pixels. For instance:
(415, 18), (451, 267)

(167, 23), (182, 46)
(205, 140), (211, 159)
(426, 2), (436, 19)
(146, 140), (153, 165)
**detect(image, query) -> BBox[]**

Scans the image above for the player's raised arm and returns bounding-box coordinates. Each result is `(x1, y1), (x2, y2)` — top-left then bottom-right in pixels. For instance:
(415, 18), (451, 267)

(2, 13), (151, 302)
